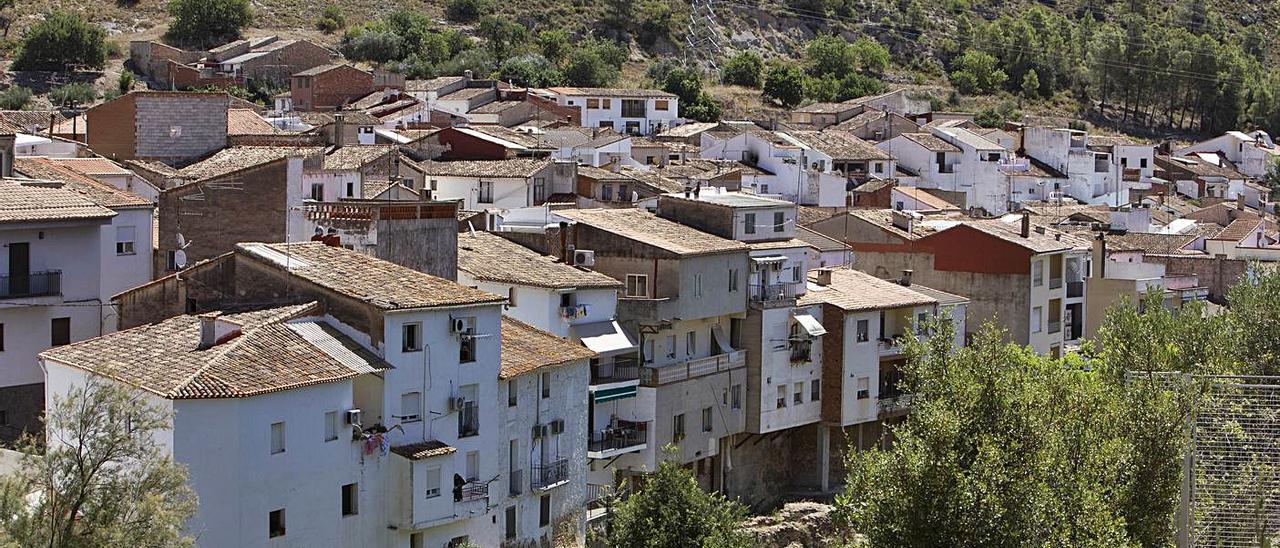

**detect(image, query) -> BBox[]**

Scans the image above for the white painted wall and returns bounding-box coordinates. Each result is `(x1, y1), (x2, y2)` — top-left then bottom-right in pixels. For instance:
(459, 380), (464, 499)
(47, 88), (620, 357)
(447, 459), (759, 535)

(553, 94), (679, 135)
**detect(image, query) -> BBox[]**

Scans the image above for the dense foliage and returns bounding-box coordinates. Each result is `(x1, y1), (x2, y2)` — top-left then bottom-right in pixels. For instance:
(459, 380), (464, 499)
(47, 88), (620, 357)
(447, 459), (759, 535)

(608, 448), (752, 548)
(165, 0), (253, 49)
(49, 82), (99, 107)
(721, 51), (764, 88)
(0, 86), (31, 110)
(12, 11), (107, 72)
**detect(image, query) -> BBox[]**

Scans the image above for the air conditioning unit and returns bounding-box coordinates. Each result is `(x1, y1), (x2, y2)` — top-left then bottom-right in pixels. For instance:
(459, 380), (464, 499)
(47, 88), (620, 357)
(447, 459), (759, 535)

(448, 395), (466, 412)
(345, 409), (362, 425)
(450, 317), (467, 334)
(550, 419), (565, 435)
(573, 250), (596, 267)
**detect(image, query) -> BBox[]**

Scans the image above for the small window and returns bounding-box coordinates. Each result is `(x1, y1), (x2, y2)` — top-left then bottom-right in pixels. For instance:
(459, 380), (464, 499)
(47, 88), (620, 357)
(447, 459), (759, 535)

(856, 319), (869, 342)
(744, 213), (756, 234)
(601, 184), (614, 202)
(346, 182), (355, 197)
(541, 372), (551, 399)
(269, 509), (285, 538)
(586, 98), (600, 109)
(811, 379), (821, 402)
(457, 317), (477, 363)
(478, 181), (494, 204)
(665, 335), (676, 359)
(874, 162), (884, 174)
(917, 312), (929, 334)
(673, 413), (685, 442)
(602, 98), (612, 109)
(625, 274), (649, 298)
(693, 273), (703, 297)
(270, 421), (285, 454)
(794, 382), (804, 405)
(654, 99), (669, 111)
(165, 250), (179, 271)
(425, 466), (442, 498)
(51, 317), (70, 346)
(115, 225), (136, 255)
(701, 406), (713, 432)
(324, 410), (339, 442)
(402, 322), (421, 352)
(856, 377), (870, 399)
(644, 339), (655, 364)
(686, 331), (696, 356)
(773, 211), (785, 232)
(776, 385), (787, 408)
(728, 268), (739, 292)
(539, 495), (551, 527)
(342, 483), (359, 516)
(1140, 158), (1148, 168)
(1033, 260), (1044, 287)
(730, 384), (741, 409)
(508, 382), (518, 407)
(1032, 306), (1043, 333)
(310, 183), (324, 201)
(400, 392), (422, 422)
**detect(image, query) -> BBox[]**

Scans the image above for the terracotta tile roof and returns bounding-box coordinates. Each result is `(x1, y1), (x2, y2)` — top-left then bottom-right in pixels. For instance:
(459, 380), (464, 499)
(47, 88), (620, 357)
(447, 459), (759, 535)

(295, 64), (359, 77)
(555, 208), (748, 256)
(40, 304), (392, 400)
(499, 317), (596, 379)
(853, 178), (894, 194)
(795, 102), (858, 114)
(458, 231), (622, 289)
(439, 87), (492, 101)
(799, 269), (938, 311)
(469, 99), (524, 115)
(797, 206), (836, 226)
(942, 219), (1087, 253)
(1208, 218), (1261, 242)
(462, 125), (549, 149)
(13, 158), (151, 209)
(547, 87), (677, 98)
(0, 179), (118, 223)
(179, 146), (325, 181)
(237, 242), (507, 310)
(0, 110), (64, 133)
(1107, 232), (1199, 254)
(48, 157), (134, 177)
(406, 76), (465, 92)
(123, 159), (180, 178)
(618, 167), (684, 194)
(226, 109), (278, 135)
(390, 440), (456, 460)
(297, 111), (382, 127)
(322, 145), (397, 171)
(1021, 203), (1109, 226)
(418, 158), (552, 178)
(831, 109), (888, 132)
(796, 226), (849, 252)
(846, 208), (921, 240)
(361, 180), (417, 199)
(894, 186), (956, 210)
(656, 122), (721, 138)
(900, 132), (961, 152)
(785, 130), (892, 161)
(747, 238), (812, 251)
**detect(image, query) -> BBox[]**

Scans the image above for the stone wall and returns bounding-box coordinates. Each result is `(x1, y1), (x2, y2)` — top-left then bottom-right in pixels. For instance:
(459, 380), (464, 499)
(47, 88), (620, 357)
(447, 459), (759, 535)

(1144, 254), (1248, 304)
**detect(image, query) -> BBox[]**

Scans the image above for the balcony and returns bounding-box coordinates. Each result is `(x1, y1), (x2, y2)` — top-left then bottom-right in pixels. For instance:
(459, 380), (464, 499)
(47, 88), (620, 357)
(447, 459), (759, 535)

(458, 480), (488, 503)
(1067, 281), (1084, 298)
(532, 458), (569, 490)
(1048, 320), (1061, 334)
(877, 334), (914, 356)
(588, 421), (647, 458)
(640, 350), (746, 387)
(749, 282), (801, 307)
(0, 270), (61, 298)
(508, 469), (523, 496)
(593, 355), (641, 385)
(1049, 277), (1063, 290)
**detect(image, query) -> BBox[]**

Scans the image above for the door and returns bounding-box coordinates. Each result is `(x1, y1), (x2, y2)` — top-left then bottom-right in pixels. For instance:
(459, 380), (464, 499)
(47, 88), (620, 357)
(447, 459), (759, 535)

(505, 506), (517, 540)
(8, 243), (28, 296)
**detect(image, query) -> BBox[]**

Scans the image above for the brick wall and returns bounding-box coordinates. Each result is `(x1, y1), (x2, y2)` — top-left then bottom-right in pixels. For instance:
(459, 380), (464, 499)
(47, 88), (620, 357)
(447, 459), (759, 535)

(310, 67), (375, 111)
(136, 95), (229, 161)
(1144, 254), (1248, 304)
(820, 303), (844, 423)
(86, 94), (137, 160)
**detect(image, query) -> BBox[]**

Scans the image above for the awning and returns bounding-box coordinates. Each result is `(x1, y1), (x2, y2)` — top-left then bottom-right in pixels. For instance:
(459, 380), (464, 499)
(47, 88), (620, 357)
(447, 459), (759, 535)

(751, 255), (787, 264)
(572, 320), (638, 355)
(592, 384), (638, 403)
(793, 311), (827, 337)
(712, 325), (736, 353)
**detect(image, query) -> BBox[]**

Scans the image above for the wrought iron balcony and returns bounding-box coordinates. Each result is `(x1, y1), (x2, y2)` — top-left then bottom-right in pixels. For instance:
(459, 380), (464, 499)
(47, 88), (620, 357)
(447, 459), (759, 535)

(0, 270), (61, 298)
(458, 480), (488, 502)
(749, 282), (801, 305)
(588, 421), (647, 457)
(532, 458), (569, 490)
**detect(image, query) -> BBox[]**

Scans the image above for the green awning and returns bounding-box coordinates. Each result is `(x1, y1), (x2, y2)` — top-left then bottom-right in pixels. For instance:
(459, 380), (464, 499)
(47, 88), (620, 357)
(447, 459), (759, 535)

(593, 385), (637, 403)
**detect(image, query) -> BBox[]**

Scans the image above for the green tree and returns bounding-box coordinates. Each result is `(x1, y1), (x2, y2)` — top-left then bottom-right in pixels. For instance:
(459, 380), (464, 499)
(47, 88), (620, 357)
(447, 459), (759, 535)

(0, 377), (197, 547)
(496, 54), (563, 87)
(1224, 264), (1280, 375)
(949, 49), (1007, 94)
(164, 0), (253, 49)
(763, 63), (805, 108)
(476, 15), (528, 60)
(0, 86), (31, 110)
(662, 68), (721, 122)
(1021, 68), (1041, 100)
(117, 70), (136, 95)
(721, 51), (764, 88)
(12, 11), (108, 72)
(445, 0), (489, 23)
(608, 447), (752, 548)
(537, 30), (571, 64)
(341, 29), (402, 64)
(562, 48), (619, 87)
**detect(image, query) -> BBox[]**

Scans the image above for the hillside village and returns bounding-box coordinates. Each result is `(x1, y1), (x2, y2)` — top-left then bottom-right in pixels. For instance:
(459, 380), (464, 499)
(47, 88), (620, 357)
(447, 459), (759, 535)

(1, 1), (1280, 547)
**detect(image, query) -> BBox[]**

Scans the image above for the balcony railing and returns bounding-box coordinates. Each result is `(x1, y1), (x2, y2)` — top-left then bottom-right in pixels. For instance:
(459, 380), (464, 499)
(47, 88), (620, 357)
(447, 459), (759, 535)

(1049, 277), (1063, 290)
(532, 458), (569, 490)
(640, 350), (746, 386)
(0, 270), (61, 298)
(588, 421), (647, 456)
(1048, 320), (1062, 334)
(1067, 281), (1084, 298)
(457, 480), (488, 502)
(508, 469), (523, 496)
(594, 355), (641, 384)
(749, 282), (801, 305)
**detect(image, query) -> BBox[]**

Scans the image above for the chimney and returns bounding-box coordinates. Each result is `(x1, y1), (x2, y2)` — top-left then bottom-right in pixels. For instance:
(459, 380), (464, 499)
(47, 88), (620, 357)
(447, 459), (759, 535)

(1236, 193), (1245, 211)
(198, 314), (242, 349)
(1092, 233), (1106, 278)
(899, 269), (913, 286)
(684, 186), (691, 198)
(463, 70), (473, 84)
(1020, 210), (1031, 238)
(815, 268), (833, 286)
(333, 113), (346, 148)
(0, 133), (12, 178)
(694, 182), (701, 198)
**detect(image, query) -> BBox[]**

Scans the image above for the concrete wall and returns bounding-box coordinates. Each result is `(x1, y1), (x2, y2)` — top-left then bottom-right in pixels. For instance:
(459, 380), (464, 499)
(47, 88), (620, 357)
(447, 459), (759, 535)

(373, 216), (458, 281)
(135, 94), (229, 161)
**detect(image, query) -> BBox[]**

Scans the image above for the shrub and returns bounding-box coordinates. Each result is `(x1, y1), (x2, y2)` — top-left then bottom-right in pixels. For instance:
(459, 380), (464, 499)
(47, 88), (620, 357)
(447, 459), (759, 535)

(445, 0), (489, 23)
(12, 11), (108, 72)
(562, 48), (619, 87)
(165, 0), (253, 49)
(342, 30), (403, 64)
(0, 86), (32, 110)
(496, 54), (563, 87)
(721, 51), (764, 88)
(117, 70), (135, 94)
(476, 15), (528, 59)
(949, 49), (1006, 95)
(49, 82), (98, 107)
(537, 30), (570, 64)
(316, 5), (346, 33)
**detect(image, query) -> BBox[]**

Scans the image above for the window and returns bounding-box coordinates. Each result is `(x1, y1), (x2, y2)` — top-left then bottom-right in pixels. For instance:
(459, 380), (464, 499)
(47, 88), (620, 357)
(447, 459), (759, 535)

(166, 250), (179, 271)
(508, 382), (518, 407)
(51, 317), (70, 347)
(342, 483), (359, 516)
(617, 184), (628, 202)
(539, 495), (551, 527)
(693, 273), (703, 297)
(1032, 306), (1043, 333)
(1120, 157), (1128, 167)
(310, 183), (324, 201)
(400, 392), (422, 422)
(1140, 158), (1149, 168)
(644, 339), (655, 363)
(702, 407), (713, 432)
(856, 377), (870, 399)
(773, 211), (785, 232)
(625, 274), (649, 298)
(729, 268), (739, 292)
(269, 509), (285, 538)
(601, 184), (613, 202)
(424, 466), (442, 498)
(625, 121), (641, 135)
(874, 162), (884, 174)
(794, 382), (804, 405)
(730, 384), (741, 409)
(621, 99), (646, 118)
(686, 331), (696, 356)
(792, 266), (801, 282)
(856, 319), (869, 342)
(115, 226), (136, 255)
(744, 213), (756, 234)
(665, 335), (676, 359)
(466, 450), (480, 480)
(1033, 260), (1044, 287)
(586, 98), (600, 109)
(602, 98), (613, 109)
(811, 379), (821, 401)
(532, 178), (546, 204)
(776, 385), (787, 408)
(458, 317), (477, 363)
(917, 312), (928, 334)
(478, 181), (494, 204)
(598, 121), (614, 129)
(324, 410), (339, 442)
(402, 322), (421, 352)
(541, 372), (551, 399)
(270, 421), (285, 454)
(672, 413), (685, 442)
(654, 99), (669, 111)
(346, 182), (355, 197)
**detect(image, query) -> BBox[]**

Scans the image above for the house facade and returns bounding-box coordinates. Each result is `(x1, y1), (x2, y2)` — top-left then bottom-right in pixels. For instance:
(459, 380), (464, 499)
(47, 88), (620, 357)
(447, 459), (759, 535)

(544, 88), (679, 136)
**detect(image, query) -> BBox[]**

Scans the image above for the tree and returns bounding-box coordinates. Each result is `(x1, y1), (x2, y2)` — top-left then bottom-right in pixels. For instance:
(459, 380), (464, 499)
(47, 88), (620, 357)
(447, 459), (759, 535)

(949, 49), (1007, 94)
(608, 447), (752, 548)
(721, 51), (764, 88)
(562, 47), (619, 87)
(0, 377), (196, 547)
(661, 68), (721, 123)
(537, 30), (571, 64)
(763, 63), (805, 108)
(48, 83), (98, 108)
(12, 11), (108, 72)
(165, 0), (253, 48)
(0, 86), (32, 110)
(1021, 68), (1041, 100)
(315, 4), (346, 33)
(445, 0), (489, 23)
(476, 15), (528, 60)
(496, 54), (563, 87)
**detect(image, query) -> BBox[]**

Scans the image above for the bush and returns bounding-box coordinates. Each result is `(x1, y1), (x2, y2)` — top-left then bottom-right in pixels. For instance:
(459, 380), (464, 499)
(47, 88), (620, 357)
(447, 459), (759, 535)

(537, 30), (570, 64)
(476, 15), (528, 59)
(609, 449), (752, 548)
(949, 49), (1006, 95)
(12, 11), (108, 72)
(636, 0), (675, 49)
(165, 0), (253, 49)
(581, 37), (628, 70)
(342, 30), (403, 64)
(721, 51), (764, 88)
(49, 82), (98, 107)
(496, 54), (563, 87)
(316, 5), (346, 33)
(645, 58), (682, 87)
(117, 70), (135, 94)
(661, 67), (721, 122)
(445, 0), (489, 23)
(0, 86), (32, 110)
(763, 63), (805, 108)
(562, 48), (619, 87)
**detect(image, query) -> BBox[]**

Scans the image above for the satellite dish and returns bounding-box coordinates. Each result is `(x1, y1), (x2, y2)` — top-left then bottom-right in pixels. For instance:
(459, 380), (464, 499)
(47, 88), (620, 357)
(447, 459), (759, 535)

(174, 250), (188, 270)
(177, 233), (193, 249)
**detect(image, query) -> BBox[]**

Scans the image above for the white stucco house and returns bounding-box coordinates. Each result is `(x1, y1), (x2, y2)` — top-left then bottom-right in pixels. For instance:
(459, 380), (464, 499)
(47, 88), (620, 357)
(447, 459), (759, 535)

(542, 87), (680, 136)
(1176, 130), (1280, 180)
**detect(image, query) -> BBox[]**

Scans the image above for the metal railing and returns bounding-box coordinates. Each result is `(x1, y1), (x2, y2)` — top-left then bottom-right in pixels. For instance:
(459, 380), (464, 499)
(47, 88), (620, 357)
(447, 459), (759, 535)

(1049, 277), (1063, 290)
(508, 469), (523, 496)
(589, 422), (647, 454)
(0, 270), (61, 298)
(532, 458), (569, 489)
(749, 282), (801, 304)
(458, 480), (488, 502)
(594, 355), (641, 384)
(640, 350), (746, 386)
